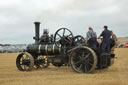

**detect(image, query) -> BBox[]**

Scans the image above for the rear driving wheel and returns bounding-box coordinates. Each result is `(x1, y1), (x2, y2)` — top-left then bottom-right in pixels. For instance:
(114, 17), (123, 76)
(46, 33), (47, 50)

(70, 46), (97, 73)
(16, 52), (34, 71)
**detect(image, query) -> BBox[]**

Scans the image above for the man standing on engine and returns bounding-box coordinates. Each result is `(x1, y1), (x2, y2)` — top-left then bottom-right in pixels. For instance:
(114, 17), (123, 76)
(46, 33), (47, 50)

(98, 26), (112, 53)
(86, 27), (98, 49)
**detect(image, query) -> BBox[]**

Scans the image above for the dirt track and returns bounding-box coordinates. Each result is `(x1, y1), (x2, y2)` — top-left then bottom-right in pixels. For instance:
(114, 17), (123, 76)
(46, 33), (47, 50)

(0, 48), (128, 85)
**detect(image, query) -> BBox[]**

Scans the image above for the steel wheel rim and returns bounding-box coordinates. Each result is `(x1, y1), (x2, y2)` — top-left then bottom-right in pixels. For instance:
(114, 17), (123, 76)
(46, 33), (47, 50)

(16, 52), (34, 71)
(70, 47), (97, 73)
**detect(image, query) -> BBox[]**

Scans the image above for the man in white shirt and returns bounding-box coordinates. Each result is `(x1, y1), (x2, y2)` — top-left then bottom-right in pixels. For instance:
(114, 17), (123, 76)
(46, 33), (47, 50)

(86, 27), (97, 49)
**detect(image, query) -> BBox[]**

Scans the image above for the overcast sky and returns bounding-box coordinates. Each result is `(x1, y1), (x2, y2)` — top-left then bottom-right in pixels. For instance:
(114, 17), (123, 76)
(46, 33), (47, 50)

(0, 0), (128, 44)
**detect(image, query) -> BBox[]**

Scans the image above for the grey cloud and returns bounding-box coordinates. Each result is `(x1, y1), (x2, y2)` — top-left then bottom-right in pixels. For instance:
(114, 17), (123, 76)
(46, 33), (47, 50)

(0, 0), (128, 44)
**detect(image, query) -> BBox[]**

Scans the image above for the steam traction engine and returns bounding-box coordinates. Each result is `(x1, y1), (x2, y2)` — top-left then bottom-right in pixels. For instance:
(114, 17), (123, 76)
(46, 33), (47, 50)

(16, 22), (115, 73)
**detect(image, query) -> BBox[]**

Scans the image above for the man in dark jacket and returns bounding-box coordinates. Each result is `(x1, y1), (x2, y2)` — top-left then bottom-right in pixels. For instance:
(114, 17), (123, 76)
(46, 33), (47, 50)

(98, 26), (112, 53)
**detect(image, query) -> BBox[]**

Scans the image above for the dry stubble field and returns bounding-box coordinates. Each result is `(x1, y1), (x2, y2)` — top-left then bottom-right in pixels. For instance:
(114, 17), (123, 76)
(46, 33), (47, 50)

(0, 48), (128, 85)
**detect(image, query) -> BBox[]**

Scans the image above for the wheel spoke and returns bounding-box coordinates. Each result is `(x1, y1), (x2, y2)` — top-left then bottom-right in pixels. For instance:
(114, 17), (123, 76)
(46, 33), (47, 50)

(24, 65), (26, 70)
(57, 33), (62, 38)
(77, 64), (82, 71)
(64, 38), (72, 44)
(20, 61), (22, 64)
(20, 64), (23, 65)
(79, 55), (82, 59)
(82, 52), (85, 58)
(63, 28), (65, 36)
(78, 37), (81, 41)
(80, 38), (82, 41)
(22, 56), (24, 60)
(73, 60), (81, 65)
(89, 62), (93, 66)
(83, 53), (91, 60)
(84, 65), (88, 73)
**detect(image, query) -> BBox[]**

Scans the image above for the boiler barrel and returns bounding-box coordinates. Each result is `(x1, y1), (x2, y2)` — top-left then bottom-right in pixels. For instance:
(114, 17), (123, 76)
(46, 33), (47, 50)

(27, 44), (61, 55)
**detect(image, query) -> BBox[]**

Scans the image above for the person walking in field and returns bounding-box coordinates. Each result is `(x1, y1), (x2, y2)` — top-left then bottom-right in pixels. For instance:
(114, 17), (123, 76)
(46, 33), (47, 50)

(110, 30), (119, 56)
(86, 27), (98, 49)
(98, 26), (112, 53)
(111, 30), (118, 46)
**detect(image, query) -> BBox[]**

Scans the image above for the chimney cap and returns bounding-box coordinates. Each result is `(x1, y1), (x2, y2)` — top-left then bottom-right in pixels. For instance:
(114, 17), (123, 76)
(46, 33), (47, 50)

(34, 22), (40, 24)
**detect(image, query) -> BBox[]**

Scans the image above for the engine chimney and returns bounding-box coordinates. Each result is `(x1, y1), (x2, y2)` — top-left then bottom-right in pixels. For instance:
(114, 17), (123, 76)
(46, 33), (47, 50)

(33, 22), (40, 44)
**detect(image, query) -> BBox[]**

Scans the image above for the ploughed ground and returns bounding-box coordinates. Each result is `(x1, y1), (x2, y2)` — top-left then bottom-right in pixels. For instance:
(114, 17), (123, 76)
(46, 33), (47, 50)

(0, 48), (128, 85)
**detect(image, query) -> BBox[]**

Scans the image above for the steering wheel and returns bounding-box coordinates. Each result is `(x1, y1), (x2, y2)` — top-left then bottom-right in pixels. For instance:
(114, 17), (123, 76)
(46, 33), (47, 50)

(73, 35), (86, 46)
(54, 28), (73, 48)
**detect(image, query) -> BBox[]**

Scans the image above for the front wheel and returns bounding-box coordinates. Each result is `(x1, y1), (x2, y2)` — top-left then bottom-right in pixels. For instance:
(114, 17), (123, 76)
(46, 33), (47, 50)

(34, 56), (49, 69)
(16, 52), (34, 71)
(70, 46), (97, 73)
